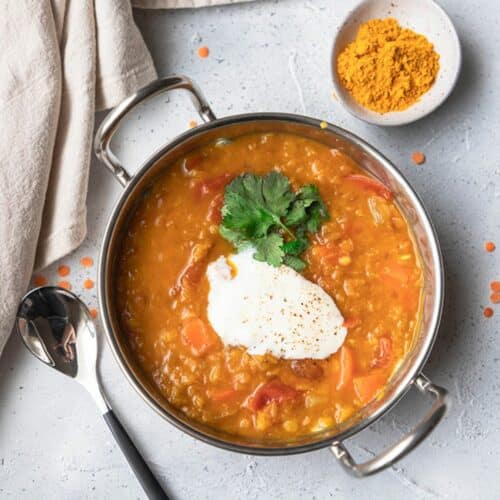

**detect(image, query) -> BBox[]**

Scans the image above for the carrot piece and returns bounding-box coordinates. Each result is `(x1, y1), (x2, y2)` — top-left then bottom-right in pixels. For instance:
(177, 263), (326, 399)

(337, 345), (355, 390)
(181, 317), (214, 356)
(89, 308), (98, 319)
(371, 337), (393, 368)
(245, 379), (299, 412)
(354, 372), (386, 404)
(490, 281), (500, 292)
(345, 174), (393, 201)
(211, 388), (240, 403)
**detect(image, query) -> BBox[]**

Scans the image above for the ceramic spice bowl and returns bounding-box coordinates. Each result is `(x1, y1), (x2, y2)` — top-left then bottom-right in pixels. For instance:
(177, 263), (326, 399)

(331, 0), (462, 126)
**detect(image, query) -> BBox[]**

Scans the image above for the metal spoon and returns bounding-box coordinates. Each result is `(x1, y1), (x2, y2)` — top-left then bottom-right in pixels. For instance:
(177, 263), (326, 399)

(16, 286), (169, 500)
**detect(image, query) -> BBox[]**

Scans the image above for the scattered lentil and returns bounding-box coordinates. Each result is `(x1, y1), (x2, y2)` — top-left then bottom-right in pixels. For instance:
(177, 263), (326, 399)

(485, 241), (496, 252)
(58, 280), (71, 290)
(412, 151), (426, 165)
(484, 307), (494, 318)
(490, 293), (500, 304)
(197, 46), (209, 58)
(57, 265), (70, 277)
(83, 279), (94, 290)
(81, 256), (93, 268)
(33, 275), (48, 287)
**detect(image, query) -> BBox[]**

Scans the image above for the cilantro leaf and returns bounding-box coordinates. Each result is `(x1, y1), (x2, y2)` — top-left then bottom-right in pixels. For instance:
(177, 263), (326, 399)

(282, 237), (308, 256)
(219, 171), (329, 270)
(262, 171), (295, 216)
(253, 234), (285, 267)
(283, 255), (307, 271)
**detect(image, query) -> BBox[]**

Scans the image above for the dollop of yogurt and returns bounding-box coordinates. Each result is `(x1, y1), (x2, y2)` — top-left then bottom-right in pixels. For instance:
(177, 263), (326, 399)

(206, 249), (347, 359)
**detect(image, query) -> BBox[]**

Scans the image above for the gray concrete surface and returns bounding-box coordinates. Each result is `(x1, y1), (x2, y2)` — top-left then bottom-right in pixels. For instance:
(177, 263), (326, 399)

(1, 1), (499, 498)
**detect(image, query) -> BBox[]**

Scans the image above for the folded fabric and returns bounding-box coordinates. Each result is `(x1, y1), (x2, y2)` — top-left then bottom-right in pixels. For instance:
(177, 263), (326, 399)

(0, 0), (249, 357)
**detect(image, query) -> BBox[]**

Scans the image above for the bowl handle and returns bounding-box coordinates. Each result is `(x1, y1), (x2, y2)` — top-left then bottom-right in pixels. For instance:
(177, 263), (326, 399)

(331, 373), (450, 477)
(94, 75), (216, 187)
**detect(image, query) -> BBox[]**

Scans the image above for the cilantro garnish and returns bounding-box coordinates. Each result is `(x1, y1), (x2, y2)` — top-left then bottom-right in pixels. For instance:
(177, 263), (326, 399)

(220, 172), (329, 270)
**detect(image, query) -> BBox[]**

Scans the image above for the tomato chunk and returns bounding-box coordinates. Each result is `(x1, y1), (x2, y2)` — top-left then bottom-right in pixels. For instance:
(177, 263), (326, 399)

(207, 193), (224, 223)
(345, 174), (393, 201)
(245, 379), (299, 412)
(181, 317), (215, 356)
(336, 345), (354, 390)
(194, 173), (234, 197)
(354, 372), (386, 404)
(343, 317), (360, 329)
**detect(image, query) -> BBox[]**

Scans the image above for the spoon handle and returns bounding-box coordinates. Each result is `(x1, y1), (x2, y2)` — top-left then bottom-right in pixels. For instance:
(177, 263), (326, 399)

(103, 410), (169, 500)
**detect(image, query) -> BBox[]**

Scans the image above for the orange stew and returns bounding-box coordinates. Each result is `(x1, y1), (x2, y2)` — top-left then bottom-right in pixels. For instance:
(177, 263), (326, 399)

(115, 132), (422, 440)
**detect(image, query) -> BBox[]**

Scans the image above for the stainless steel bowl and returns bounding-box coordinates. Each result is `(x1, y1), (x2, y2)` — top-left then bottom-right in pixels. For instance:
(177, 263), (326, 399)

(95, 75), (450, 477)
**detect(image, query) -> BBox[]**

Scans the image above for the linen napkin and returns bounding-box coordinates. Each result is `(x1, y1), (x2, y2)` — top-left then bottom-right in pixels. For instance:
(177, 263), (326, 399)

(0, 0), (250, 357)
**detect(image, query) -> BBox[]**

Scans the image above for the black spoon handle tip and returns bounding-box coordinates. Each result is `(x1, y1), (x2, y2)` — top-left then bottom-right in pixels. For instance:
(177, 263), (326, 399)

(103, 410), (170, 500)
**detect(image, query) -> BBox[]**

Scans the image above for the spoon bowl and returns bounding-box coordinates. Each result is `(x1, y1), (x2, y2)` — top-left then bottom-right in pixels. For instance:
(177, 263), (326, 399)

(16, 286), (168, 499)
(17, 286), (104, 404)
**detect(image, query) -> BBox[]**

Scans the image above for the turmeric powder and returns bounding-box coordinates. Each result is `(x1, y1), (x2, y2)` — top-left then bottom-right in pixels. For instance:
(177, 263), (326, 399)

(337, 18), (440, 114)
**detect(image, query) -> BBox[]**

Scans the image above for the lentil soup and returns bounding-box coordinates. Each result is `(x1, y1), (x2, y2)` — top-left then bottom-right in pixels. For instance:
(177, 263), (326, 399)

(115, 132), (423, 440)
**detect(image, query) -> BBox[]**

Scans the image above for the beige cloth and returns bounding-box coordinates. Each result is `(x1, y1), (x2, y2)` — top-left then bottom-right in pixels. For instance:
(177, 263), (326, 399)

(0, 0), (248, 356)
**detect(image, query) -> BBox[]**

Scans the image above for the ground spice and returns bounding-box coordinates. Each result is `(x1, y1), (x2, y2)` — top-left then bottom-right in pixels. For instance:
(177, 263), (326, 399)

(412, 151), (426, 165)
(337, 18), (440, 114)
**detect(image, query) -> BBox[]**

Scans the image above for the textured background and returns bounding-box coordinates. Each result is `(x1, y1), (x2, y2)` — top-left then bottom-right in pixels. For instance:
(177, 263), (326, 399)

(1, 0), (499, 498)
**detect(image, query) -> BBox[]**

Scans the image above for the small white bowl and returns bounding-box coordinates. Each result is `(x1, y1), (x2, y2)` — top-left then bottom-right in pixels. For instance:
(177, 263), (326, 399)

(332, 0), (461, 126)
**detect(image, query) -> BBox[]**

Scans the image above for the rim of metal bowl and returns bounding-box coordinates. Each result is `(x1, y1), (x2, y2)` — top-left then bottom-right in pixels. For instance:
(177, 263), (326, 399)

(97, 112), (444, 455)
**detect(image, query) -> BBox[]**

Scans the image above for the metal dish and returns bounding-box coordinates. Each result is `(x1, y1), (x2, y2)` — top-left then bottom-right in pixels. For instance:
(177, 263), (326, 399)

(94, 75), (449, 477)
